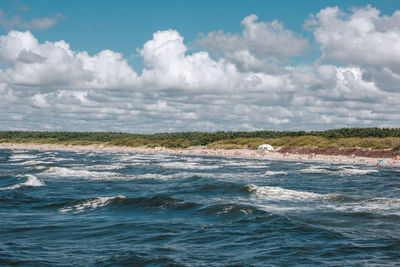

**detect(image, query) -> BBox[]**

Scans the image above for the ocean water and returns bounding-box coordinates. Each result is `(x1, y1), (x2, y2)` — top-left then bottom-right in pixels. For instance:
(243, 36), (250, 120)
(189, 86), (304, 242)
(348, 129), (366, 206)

(1, 149), (400, 266)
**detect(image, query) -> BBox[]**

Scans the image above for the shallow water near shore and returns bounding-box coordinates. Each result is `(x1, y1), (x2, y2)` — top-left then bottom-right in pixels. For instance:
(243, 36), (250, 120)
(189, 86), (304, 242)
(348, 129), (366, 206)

(1, 148), (400, 266)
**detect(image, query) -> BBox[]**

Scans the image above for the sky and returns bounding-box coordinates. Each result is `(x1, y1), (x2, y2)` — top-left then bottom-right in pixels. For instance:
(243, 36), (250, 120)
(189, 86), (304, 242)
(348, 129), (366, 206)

(0, 0), (399, 133)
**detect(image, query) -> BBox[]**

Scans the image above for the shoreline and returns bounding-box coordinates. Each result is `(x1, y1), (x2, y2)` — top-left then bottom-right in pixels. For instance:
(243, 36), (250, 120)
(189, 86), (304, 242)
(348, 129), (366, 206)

(0, 142), (399, 167)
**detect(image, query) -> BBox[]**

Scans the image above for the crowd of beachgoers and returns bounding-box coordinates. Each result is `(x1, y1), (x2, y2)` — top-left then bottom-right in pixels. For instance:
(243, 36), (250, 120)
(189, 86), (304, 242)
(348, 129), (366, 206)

(1, 143), (399, 167)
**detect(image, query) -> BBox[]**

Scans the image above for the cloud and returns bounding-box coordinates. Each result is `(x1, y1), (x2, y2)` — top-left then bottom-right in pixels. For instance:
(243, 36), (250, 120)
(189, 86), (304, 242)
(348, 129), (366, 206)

(0, 30), (138, 88)
(306, 5), (400, 92)
(0, 9), (63, 30)
(306, 5), (400, 68)
(194, 14), (309, 71)
(138, 29), (240, 91)
(0, 8), (399, 133)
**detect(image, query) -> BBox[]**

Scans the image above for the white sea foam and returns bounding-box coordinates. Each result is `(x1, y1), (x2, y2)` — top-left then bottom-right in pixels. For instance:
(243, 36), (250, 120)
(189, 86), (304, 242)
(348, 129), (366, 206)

(326, 197), (400, 216)
(220, 160), (271, 168)
(118, 155), (149, 162)
(42, 156), (73, 162)
(59, 195), (126, 213)
(9, 154), (37, 161)
(43, 151), (58, 155)
(43, 167), (120, 180)
(135, 173), (175, 180)
(263, 171), (288, 176)
(336, 166), (378, 175)
(160, 161), (220, 170)
(300, 166), (333, 174)
(87, 164), (126, 170)
(14, 160), (49, 165)
(247, 184), (340, 201)
(0, 174), (44, 190)
(300, 165), (378, 176)
(42, 166), (195, 181)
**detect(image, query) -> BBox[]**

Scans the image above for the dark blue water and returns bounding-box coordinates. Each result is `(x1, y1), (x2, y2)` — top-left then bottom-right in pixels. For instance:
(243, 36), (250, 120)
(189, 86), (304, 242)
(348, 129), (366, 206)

(1, 149), (400, 266)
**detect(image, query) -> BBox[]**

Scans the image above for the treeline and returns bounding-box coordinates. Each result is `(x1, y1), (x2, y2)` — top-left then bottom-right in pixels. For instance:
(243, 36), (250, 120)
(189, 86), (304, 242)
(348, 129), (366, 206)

(1, 127), (400, 149)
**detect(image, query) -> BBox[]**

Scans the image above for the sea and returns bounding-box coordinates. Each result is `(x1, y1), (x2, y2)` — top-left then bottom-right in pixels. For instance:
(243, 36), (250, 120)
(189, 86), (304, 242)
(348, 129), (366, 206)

(1, 148), (400, 266)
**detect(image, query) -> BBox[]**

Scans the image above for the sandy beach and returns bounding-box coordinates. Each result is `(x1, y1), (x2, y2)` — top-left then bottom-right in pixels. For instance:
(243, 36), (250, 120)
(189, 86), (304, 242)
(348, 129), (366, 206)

(1, 142), (399, 167)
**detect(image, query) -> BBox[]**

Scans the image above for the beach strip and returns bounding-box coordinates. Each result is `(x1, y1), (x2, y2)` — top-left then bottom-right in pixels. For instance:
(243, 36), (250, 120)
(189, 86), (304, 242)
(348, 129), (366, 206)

(0, 143), (398, 167)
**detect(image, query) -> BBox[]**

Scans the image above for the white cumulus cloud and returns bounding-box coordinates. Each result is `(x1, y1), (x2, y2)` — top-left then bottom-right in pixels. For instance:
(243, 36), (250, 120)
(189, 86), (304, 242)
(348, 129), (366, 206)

(194, 14), (309, 71)
(0, 30), (138, 89)
(306, 5), (400, 92)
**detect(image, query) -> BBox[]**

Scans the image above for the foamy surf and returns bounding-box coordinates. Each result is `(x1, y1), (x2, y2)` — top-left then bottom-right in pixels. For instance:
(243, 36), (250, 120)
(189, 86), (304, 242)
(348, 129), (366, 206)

(336, 166), (379, 175)
(86, 164), (126, 170)
(0, 174), (44, 190)
(262, 171), (288, 176)
(13, 160), (49, 165)
(300, 166), (334, 174)
(59, 195), (126, 213)
(220, 160), (271, 168)
(43, 167), (121, 180)
(246, 184), (341, 201)
(300, 166), (378, 176)
(9, 154), (38, 161)
(325, 197), (400, 216)
(160, 161), (220, 170)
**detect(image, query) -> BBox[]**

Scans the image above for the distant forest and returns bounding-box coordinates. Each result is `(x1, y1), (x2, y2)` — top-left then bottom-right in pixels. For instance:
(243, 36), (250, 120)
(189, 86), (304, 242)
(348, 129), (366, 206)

(1, 128), (400, 150)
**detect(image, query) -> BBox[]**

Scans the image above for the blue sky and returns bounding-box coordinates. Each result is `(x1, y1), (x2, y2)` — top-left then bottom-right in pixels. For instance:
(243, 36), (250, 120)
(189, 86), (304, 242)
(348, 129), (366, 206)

(0, 0), (400, 132)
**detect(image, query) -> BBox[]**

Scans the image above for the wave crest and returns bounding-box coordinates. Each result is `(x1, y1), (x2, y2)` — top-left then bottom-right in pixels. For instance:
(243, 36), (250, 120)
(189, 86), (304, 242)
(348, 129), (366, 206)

(300, 166), (378, 176)
(59, 195), (126, 213)
(245, 184), (341, 201)
(0, 175), (44, 190)
(43, 167), (120, 180)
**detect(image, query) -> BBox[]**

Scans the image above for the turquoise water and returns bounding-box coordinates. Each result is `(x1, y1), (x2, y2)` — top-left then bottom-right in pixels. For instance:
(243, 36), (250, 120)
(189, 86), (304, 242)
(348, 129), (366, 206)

(1, 149), (400, 266)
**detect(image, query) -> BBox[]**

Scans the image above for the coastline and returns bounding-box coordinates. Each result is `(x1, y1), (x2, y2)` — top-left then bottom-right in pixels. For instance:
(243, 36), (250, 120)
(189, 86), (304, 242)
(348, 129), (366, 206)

(0, 142), (399, 167)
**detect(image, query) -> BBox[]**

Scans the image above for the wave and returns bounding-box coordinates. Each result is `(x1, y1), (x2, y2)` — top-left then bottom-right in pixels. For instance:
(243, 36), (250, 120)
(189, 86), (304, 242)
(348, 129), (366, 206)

(0, 174), (44, 190)
(43, 167), (121, 180)
(325, 197), (400, 216)
(199, 203), (264, 217)
(263, 171), (288, 176)
(220, 160), (272, 168)
(134, 173), (176, 180)
(42, 167), (197, 181)
(59, 195), (126, 213)
(159, 161), (220, 170)
(300, 166), (378, 176)
(59, 195), (197, 213)
(42, 156), (73, 162)
(9, 154), (38, 161)
(87, 164), (127, 170)
(117, 154), (150, 162)
(245, 184), (341, 201)
(300, 166), (333, 174)
(14, 160), (49, 166)
(130, 196), (198, 210)
(337, 166), (379, 175)
(369, 197), (400, 204)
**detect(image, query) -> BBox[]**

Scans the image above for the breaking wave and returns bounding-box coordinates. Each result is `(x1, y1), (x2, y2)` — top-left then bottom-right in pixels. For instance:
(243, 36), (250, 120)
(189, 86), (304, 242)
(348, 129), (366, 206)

(59, 195), (126, 213)
(263, 171), (288, 176)
(43, 167), (121, 180)
(14, 160), (49, 165)
(0, 174), (44, 190)
(9, 154), (38, 161)
(327, 197), (400, 216)
(336, 166), (379, 175)
(300, 166), (378, 176)
(160, 161), (220, 170)
(245, 184), (342, 201)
